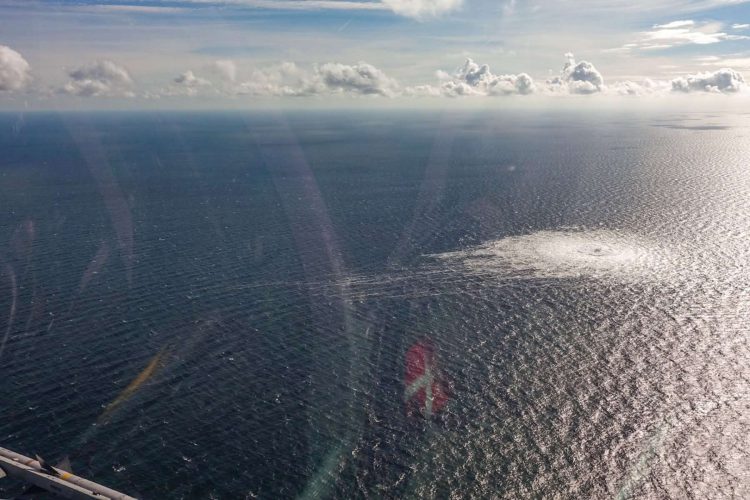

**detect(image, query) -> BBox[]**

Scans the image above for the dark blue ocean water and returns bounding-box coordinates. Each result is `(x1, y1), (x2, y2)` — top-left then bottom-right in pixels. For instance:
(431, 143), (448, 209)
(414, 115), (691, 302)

(0, 111), (748, 499)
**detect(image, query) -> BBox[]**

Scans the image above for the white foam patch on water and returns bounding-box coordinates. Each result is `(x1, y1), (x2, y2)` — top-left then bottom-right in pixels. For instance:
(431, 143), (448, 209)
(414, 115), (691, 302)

(432, 229), (666, 279)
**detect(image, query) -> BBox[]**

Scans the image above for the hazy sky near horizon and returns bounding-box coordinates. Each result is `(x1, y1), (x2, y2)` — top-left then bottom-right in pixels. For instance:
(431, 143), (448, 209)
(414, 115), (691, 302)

(1, 0), (750, 108)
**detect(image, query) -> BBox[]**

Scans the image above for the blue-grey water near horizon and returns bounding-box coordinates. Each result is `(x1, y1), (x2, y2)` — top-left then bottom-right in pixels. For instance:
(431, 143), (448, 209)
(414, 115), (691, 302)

(0, 110), (748, 499)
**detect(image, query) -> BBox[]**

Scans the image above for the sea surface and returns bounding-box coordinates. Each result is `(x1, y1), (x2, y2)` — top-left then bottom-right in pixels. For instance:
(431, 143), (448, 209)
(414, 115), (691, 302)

(0, 110), (748, 499)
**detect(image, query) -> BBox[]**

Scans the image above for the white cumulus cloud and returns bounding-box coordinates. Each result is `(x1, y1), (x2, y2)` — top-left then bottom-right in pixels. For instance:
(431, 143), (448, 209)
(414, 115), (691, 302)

(547, 53), (604, 94)
(61, 60), (134, 97)
(175, 70), (211, 87)
(235, 61), (399, 97)
(381, 0), (462, 19)
(0, 45), (32, 92)
(427, 58), (535, 97)
(314, 61), (399, 96)
(235, 62), (310, 96)
(671, 68), (745, 93)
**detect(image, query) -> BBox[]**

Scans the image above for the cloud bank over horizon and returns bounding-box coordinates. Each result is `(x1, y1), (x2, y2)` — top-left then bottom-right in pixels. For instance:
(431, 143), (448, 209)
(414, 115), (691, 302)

(0, 42), (748, 104)
(2, 0), (750, 108)
(157, 54), (750, 99)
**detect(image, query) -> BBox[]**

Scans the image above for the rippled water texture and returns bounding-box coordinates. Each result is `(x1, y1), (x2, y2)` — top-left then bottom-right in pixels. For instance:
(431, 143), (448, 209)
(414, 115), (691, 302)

(0, 111), (748, 499)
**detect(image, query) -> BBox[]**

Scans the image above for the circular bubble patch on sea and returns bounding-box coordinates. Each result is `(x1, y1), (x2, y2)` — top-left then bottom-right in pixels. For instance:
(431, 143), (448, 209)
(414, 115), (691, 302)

(429, 229), (675, 280)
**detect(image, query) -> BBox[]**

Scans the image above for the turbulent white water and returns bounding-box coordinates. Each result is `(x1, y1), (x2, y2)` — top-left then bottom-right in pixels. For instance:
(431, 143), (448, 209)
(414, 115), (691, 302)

(432, 229), (668, 280)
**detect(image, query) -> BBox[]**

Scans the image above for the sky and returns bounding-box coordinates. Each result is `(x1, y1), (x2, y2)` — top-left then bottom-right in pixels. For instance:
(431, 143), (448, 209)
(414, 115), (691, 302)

(0, 0), (749, 108)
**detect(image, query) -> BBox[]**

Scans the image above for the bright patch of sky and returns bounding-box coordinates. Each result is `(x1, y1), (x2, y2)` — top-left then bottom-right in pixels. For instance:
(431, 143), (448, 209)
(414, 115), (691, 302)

(0, 0), (749, 107)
